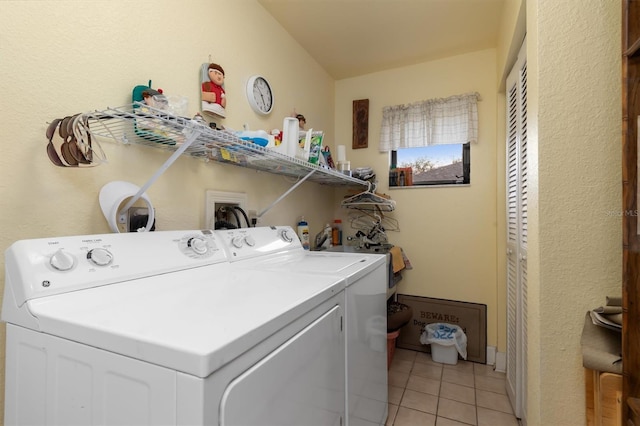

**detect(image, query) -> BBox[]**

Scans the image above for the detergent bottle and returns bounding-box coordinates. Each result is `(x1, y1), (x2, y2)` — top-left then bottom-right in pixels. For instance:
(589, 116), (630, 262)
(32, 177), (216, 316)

(297, 217), (310, 250)
(332, 219), (343, 246)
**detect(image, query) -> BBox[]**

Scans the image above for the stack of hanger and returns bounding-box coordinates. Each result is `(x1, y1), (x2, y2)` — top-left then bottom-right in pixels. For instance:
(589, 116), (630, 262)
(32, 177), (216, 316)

(348, 211), (399, 234)
(341, 182), (400, 240)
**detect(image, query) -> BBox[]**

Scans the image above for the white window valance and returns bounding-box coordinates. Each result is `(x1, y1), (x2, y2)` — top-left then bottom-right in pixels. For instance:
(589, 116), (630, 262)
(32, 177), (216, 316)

(379, 92), (480, 152)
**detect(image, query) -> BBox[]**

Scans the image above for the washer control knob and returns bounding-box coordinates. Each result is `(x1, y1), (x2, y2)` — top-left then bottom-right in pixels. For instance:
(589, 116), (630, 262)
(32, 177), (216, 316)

(50, 249), (75, 271)
(87, 248), (114, 266)
(188, 237), (209, 255)
(231, 235), (245, 248)
(244, 235), (256, 247)
(280, 229), (294, 243)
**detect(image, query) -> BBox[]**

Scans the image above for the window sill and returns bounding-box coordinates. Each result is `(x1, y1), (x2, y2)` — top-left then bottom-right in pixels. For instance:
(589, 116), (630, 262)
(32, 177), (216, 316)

(389, 184), (470, 189)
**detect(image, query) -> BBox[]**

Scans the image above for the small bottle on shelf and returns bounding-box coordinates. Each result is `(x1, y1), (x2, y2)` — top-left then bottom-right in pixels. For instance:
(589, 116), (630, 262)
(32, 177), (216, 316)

(297, 217), (310, 250)
(332, 219), (342, 246)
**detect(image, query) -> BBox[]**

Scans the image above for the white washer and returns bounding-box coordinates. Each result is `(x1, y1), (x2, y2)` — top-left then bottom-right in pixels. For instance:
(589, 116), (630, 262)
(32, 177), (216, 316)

(2, 230), (346, 425)
(216, 226), (388, 426)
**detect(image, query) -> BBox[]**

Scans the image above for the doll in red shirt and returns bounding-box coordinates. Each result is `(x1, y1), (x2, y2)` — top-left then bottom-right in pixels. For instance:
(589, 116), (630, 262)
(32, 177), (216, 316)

(202, 63), (226, 118)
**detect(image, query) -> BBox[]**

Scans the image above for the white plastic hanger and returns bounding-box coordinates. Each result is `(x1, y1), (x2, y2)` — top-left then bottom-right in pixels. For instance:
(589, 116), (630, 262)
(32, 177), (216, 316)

(341, 181), (396, 211)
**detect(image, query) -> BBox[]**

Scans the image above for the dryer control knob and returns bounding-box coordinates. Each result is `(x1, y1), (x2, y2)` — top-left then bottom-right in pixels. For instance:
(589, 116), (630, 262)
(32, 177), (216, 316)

(244, 235), (256, 247)
(188, 237), (209, 255)
(280, 229), (294, 243)
(87, 248), (113, 267)
(231, 235), (245, 248)
(50, 249), (75, 271)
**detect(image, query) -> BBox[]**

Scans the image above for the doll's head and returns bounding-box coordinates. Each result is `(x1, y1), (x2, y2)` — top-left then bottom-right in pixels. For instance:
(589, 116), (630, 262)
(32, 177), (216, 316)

(141, 88), (166, 108)
(208, 63), (225, 86)
(296, 114), (306, 129)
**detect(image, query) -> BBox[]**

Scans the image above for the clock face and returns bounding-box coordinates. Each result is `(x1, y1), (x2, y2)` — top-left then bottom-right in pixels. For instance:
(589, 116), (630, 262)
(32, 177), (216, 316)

(247, 75), (274, 115)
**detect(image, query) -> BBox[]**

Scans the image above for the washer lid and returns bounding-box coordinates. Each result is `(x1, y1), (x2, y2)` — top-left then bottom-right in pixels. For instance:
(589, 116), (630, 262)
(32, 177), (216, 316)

(244, 251), (387, 284)
(26, 262), (344, 378)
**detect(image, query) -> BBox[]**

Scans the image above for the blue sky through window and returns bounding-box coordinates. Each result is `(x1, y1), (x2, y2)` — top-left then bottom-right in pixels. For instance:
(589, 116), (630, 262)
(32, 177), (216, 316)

(396, 145), (461, 168)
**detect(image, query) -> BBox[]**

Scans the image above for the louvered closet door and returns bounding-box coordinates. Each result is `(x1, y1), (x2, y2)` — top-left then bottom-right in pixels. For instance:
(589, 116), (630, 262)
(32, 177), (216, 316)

(506, 38), (527, 422)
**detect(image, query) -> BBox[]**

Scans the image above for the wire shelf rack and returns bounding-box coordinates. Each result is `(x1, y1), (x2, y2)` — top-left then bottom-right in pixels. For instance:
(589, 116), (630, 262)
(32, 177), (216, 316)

(80, 104), (368, 187)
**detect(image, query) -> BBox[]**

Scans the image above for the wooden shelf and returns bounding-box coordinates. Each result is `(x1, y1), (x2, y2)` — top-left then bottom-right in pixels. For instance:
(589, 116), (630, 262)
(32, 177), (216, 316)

(625, 37), (640, 57)
(628, 397), (640, 417)
(622, 1), (640, 424)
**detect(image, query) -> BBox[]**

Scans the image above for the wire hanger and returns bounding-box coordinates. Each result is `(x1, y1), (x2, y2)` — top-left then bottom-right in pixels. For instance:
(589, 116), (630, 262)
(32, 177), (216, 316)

(341, 181), (396, 211)
(349, 211), (400, 232)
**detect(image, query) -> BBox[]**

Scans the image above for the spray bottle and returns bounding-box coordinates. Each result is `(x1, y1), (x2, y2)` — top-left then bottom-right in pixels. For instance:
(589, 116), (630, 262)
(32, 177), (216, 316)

(315, 223), (333, 250)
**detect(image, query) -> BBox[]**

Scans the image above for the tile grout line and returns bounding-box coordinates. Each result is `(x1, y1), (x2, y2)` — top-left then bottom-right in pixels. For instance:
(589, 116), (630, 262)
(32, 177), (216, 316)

(474, 364), (479, 426)
(435, 359), (443, 422)
(390, 350), (519, 426)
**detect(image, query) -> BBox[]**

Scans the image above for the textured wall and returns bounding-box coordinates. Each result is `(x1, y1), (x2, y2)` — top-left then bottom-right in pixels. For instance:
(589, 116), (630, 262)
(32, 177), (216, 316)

(0, 0), (342, 418)
(335, 49), (499, 348)
(526, 0), (622, 424)
(0, 1), (624, 424)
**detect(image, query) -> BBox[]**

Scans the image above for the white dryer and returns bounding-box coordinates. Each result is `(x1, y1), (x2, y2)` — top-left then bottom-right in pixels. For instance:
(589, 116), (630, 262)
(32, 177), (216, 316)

(216, 226), (388, 426)
(2, 230), (346, 425)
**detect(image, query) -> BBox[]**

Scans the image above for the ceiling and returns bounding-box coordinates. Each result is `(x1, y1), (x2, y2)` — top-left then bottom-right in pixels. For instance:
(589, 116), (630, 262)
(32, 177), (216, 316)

(258, 0), (506, 80)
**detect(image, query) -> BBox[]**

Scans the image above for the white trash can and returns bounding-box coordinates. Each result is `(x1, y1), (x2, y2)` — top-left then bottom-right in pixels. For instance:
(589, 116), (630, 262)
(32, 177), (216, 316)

(420, 323), (467, 365)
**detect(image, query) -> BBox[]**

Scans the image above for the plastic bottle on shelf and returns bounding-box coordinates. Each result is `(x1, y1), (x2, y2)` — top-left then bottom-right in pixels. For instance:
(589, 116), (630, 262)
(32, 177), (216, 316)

(319, 223), (333, 249)
(332, 219), (342, 246)
(297, 217), (310, 250)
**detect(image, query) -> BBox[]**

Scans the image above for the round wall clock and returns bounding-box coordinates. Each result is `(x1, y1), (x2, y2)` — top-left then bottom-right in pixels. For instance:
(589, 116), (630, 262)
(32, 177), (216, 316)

(246, 75), (274, 115)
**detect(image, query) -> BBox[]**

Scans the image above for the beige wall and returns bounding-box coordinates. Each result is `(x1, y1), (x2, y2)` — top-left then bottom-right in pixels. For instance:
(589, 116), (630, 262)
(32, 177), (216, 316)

(335, 49), (499, 349)
(0, 0), (341, 237)
(0, 0), (625, 425)
(0, 0), (344, 418)
(520, 0), (621, 424)
(335, 0), (623, 424)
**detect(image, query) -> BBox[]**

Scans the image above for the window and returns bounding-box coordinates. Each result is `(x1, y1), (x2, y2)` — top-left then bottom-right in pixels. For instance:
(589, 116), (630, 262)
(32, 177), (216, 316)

(389, 143), (470, 186)
(379, 92), (478, 187)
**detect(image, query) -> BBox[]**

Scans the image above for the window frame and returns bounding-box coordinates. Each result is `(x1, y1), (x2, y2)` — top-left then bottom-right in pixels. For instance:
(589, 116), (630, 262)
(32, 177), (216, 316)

(389, 142), (470, 187)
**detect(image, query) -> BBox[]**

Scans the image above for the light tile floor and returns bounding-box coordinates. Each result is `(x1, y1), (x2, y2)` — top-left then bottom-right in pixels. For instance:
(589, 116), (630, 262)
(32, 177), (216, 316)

(387, 348), (521, 426)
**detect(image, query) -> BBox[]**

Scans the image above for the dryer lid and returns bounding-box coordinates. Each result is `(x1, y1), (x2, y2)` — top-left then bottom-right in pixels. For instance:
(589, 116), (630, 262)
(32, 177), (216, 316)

(245, 251), (387, 284)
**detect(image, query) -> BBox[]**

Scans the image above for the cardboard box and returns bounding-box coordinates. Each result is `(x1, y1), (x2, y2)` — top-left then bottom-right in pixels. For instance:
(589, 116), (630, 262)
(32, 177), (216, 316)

(396, 295), (487, 363)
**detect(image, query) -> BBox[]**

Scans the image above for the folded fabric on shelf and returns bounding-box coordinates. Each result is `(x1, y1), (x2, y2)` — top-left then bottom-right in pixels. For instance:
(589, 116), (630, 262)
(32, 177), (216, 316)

(581, 312), (622, 374)
(390, 246), (405, 273)
(594, 306), (622, 315)
(590, 295), (623, 331)
(606, 296), (622, 306)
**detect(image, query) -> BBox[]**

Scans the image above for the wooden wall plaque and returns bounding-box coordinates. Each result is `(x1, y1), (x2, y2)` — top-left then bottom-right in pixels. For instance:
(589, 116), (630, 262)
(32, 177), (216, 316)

(352, 99), (369, 149)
